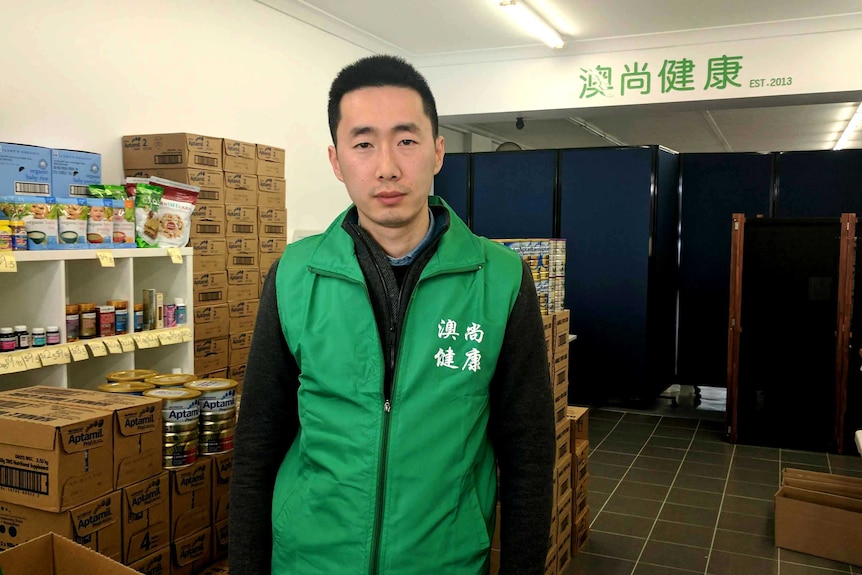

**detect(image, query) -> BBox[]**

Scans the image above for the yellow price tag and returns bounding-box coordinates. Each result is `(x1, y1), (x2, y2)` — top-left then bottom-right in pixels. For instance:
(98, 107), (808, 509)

(20, 352), (41, 370)
(39, 347), (70, 366)
(0, 253), (17, 272)
(134, 333), (159, 349)
(0, 354), (23, 374)
(69, 344), (89, 362)
(104, 339), (123, 354)
(158, 330), (183, 345)
(87, 341), (108, 357)
(96, 250), (115, 267)
(119, 336), (135, 353)
(180, 328), (193, 342)
(167, 248), (183, 264)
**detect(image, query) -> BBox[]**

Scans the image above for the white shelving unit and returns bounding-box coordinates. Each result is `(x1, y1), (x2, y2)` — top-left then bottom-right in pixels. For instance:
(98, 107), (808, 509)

(0, 248), (194, 392)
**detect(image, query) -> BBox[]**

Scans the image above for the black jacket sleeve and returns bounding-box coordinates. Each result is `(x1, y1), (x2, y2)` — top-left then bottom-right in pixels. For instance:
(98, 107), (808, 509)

(229, 260), (299, 575)
(489, 261), (556, 575)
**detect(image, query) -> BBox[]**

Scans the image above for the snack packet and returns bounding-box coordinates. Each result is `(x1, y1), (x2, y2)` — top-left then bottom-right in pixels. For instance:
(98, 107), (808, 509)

(132, 183), (165, 248)
(147, 177), (199, 248)
(56, 197), (89, 249)
(90, 184), (135, 248)
(86, 198), (114, 248)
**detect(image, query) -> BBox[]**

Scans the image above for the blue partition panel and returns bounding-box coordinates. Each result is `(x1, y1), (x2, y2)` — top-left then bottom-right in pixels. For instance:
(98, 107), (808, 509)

(559, 147), (654, 401)
(433, 152), (470, 225)
(677, 153), (773, 389)
(776, 150), (862, 217)
(472, 150), (556, 239)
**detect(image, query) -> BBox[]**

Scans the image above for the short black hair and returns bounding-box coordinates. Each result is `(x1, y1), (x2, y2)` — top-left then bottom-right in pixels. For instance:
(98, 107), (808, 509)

(328, 54), (439, 146)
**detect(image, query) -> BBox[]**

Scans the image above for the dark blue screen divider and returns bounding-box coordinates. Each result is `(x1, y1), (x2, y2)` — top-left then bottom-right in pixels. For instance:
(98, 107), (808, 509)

(559, 147), (656, 402)
(677, 153), (773, 389)
(776, 150), (862, 217)
(433, 152), (470, 225)
(472, 150), (556, 239)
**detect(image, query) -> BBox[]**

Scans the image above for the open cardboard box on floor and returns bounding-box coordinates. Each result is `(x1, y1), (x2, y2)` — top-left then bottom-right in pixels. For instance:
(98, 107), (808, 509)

(0, 532), (139, 574)
(775, 468), (862, 567)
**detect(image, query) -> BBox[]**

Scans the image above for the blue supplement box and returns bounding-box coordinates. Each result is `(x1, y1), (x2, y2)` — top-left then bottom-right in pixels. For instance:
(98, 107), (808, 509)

(0, 143), (52, 196)
(51, 149), (101, 198)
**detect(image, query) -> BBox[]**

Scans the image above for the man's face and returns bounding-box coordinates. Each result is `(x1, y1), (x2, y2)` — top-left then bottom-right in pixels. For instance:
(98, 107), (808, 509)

(328, 86), (444, 238)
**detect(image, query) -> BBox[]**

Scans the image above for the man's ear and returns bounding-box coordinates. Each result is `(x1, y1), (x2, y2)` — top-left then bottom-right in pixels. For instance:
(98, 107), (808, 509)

(328, 145), (344, 183)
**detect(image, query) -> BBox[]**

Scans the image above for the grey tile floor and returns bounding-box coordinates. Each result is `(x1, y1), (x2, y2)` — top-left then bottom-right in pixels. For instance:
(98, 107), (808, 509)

(565, 407), (862, 575)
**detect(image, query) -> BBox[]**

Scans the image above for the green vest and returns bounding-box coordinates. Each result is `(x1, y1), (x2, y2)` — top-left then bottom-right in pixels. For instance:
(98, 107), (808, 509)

(273, 198), (523, 574)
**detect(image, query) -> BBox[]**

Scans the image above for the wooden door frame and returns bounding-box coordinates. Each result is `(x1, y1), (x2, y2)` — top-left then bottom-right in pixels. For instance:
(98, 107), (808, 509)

(726, 213), (746, 442)
(834, 213), (857, 453)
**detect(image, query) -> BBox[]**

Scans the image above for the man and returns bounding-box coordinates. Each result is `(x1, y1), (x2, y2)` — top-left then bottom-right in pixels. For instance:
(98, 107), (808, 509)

(230, 54), (554, 575)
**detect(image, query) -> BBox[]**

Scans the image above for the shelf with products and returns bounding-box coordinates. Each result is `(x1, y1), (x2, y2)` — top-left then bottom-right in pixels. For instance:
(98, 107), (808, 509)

(0, 248), (194, 392)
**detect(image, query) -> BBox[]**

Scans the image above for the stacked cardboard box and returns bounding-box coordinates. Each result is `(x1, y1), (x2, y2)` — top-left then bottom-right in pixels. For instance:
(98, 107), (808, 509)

(491, 239), (566, 315)
(122, 133), (287, 381)
(566, 406), (590, 557)
(775, 468), (862, 566)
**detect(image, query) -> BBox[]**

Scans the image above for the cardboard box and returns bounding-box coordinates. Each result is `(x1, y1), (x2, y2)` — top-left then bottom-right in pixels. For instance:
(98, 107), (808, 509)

(224, 187), (257, 206)
(553, 387), (568, 419)
(259, 219), (287, 239)
(556, 453), (572, 504)
(228, 299), (260, 319)
(557, 491), (573, 539)
(556, 524), (572, 574)
(124, 167), (224, 191)
(257, 176), (286, 194)
(193, 271), (228, 305)
(229, 363), (247, 385)
(0, 532), (139, 575)
(259, 251), (281, 273)
(190, 220), (226, 238)
(0, 142), (52, 196)
(555, 420), (571, 464)
(229, 346), (251, 366)
(574, 476), (588, 518)
(128, 545), (171, 575)
(122, 133), (222, 170)
(212, 518), (229, 562)
(223, 139), (257, 175)
(782, 468), (862, 499)
(193, 204), (226, 222)
(256, 145), (285, 178)
(194, 255), (226, 272)
(171, 527), (212, 575)
(198, 558), (230, 574)
(121, 472), (170, 565)
(490, 548), (500, 575)
(229, 314), (256, 334)
(227, 252), (258, 268)
(190, 237), (227, 258)
(544, 547), (556, 575)
(553, 310), (570, 356)
(196, 187), (226, 204)
(51, 149), (101, 198)
(259, 237), (288, 254)
(228, 282), (259, 302)
(257, 160), (285, 178)
(566, 406), (589, 442)
(226, 236), (258, 254)
(229, 331), (253, 351)
(258, 207), (286, 226)
(258, 190), (285, 208)
(226, 204), (257, 223)
(574, 506), (590, 552)
(193, 308), (230, 341)
(169, 459), (212, 540)
(227, 268), (259, 286)
(205, 368), (229, 380)
(224, 172), (257, 191)
(194, 338), (229, 376)
(775, 485), (862, 566)
(211, 452), (233, 524)
(0, 399), (113, 511)
(542, 314), (554, 364)
(0, 386), (162, 490)
(573, 439), (589, 486)
(0, 491), (122, 560)
(226, 219), (258, 237)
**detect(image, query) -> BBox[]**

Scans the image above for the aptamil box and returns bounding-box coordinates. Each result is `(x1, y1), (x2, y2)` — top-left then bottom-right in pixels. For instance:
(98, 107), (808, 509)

(52, 149), (101, 198)
(0, 142), (51, 196)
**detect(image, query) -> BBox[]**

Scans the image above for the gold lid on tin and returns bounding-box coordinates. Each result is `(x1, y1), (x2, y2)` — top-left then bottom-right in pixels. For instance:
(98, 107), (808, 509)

(144, 388), (201, 400)
(106, 369), (159, 382)
(98, 381), (155, 394)
(144, 374), (197, 387)
(184, 378), (238, 392)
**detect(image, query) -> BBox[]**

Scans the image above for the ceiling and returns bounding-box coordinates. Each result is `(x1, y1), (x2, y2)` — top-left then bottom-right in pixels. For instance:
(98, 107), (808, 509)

(261, 0), (862, 152)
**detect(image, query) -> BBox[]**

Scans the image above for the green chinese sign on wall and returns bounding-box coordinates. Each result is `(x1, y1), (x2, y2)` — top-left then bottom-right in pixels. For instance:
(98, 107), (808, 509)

(579, 55), (753, 99)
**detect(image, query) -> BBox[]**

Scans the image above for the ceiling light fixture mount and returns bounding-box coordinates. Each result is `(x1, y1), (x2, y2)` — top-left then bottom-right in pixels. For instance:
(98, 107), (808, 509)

(497, 0), (565, 50)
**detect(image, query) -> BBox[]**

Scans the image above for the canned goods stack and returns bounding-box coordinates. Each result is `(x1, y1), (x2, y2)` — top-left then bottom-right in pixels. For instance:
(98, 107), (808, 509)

(184, 379), (238, 456)
(491, 238), (552, 315)
(549, 239), (566, 313)
(144, 387), (202, 468)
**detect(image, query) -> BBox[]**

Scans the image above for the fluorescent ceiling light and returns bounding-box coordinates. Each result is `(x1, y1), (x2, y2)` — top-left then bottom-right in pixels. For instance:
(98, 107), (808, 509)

(833, 102), (862, 151)
(497, 0), (565, 49)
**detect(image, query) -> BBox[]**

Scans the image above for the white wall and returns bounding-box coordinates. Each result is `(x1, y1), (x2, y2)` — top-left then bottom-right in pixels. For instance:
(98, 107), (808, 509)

(0, 0), (371, 236)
